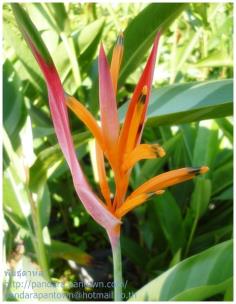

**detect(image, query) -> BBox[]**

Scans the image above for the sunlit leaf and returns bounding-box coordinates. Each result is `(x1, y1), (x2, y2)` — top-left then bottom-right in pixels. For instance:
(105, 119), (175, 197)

(129, 240), (232, 301)
(119, 79), (233, 125)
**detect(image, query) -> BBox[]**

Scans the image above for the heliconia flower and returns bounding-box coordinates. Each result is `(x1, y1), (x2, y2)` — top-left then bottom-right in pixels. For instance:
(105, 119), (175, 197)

(12, 4), (208, 246)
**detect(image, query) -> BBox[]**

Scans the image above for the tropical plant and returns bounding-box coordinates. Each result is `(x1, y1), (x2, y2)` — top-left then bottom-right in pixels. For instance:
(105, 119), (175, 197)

(3, 2), (233, 302)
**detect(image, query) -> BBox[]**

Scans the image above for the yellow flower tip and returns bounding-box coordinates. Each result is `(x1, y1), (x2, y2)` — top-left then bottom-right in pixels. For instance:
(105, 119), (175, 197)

(142, 85), (148, 95)
(200, 166), (209, 175)
(152, 144), (166, 158)
(189, 166), (209, 176)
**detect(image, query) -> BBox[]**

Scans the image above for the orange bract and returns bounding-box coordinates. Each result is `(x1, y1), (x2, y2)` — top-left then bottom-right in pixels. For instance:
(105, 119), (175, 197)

(66, 32), (209, 219)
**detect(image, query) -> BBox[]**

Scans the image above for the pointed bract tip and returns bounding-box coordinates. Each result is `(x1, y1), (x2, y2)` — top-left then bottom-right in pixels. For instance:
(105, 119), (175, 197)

(200, 166), (209, 174)
(152, 144), (166, 158)
(147, 189), (165, 198)
(142, 85), (148, 95)
(189, 166), (209, 176)
(155, 190), (165, 195)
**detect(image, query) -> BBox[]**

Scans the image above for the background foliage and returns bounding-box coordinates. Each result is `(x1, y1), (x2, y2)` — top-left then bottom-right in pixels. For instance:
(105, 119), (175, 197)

(3, 2), (233, 301)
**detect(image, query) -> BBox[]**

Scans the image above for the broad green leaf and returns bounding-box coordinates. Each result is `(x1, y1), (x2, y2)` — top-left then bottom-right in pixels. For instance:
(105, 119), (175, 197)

(11, 3), (53, 65)
(3, 173), (29, 231)
(3, 60), (26, 139)
(224, 280), (233, 301)
(153, 191), (185, 254)
(3, 129), (33, 233)
(75, 18), (104, 54)
(192, 225), (232, 254)
(213, 186), (233, 201)
(46, 3), (67, 32)
(192, 123), (219, 171)
(46, 240), (92, 266)
(215, 117), (233, 144)
(212, 161), (233, 196)
(33, 127), (55, 138)
(119, 3), (187, 83)
(29, 104), (52, 128)
(38, 185), (51, 228)
(129, 240), (232, 301)
(119, 79), (233, 125)
(3, 11), (45, 94)
(29, 132), (90, 192)
(180, 124), (198, 164)
(79, 21), (104, 72)
(121, 236), (148, 268)
(30, 3), (58, 32)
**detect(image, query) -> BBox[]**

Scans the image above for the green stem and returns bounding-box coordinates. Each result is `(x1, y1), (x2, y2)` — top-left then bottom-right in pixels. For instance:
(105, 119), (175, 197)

(28, 191), (50, 281)
(111, 238), (123, 301)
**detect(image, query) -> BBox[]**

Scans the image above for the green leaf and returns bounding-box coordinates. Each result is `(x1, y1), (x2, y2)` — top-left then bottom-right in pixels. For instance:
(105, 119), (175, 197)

(3, 60), (26, 139)
(119, 3), (187, 83)
(129, 240), (232, 301)
(192, 123), (219, 170)
(121, 236), (148, 268)
(11, 3), (53, 65)
(213, 186), (233, 201)
(190, 178), (212, 218)
(46, 3), (67, 32)
(76, 18), (104, 54)
(29, 132), (90, 192)
(29, 3), (59, 32)
(153, 191), (185, 254)
(3, 11), (45, 94)
(46, 240), (92, 266)
(119, 79), (233, 125)
(224, 279), (233, 301)
(3, 173), (29, 231)
(3, 129), (32, 232)
(212, 161), (233, 196)
(79, 20), (104, 72)
(180, 124), (198, 164)
(215, 118), (233, 144)
(38, 185), (51, 228)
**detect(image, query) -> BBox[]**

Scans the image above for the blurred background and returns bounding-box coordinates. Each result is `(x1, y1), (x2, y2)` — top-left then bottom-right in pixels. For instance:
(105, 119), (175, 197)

(3, 3), (233, 301)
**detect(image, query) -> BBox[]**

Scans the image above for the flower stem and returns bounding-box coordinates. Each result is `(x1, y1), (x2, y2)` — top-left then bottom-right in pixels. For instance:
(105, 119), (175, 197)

(108, 226), (123, 301)
(27, 190), (50, 281)
(34, 204), (50, 281)
(111, 237), (123, 301)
